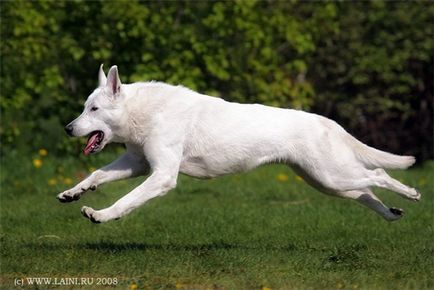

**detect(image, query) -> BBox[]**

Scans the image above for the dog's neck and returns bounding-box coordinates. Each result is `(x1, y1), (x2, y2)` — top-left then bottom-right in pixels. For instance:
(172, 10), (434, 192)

(112, 82), (168, 145)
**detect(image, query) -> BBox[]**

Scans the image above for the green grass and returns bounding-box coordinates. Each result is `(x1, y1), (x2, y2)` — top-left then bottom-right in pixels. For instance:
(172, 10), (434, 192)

(1, 150), (433, 289)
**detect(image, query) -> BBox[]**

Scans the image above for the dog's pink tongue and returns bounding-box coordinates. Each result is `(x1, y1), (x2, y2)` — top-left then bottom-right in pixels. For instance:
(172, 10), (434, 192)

(84, 133), (98, 155)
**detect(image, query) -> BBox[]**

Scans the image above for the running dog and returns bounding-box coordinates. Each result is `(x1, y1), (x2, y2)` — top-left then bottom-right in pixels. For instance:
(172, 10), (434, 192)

(57, 65), (420, 223)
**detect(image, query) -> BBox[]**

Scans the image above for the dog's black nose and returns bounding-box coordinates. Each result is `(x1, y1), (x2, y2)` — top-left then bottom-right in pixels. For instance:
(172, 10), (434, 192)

(64, 124), (74, 136)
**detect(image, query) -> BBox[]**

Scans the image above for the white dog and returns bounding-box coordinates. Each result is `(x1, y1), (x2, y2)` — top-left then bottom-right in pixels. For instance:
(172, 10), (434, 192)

(57, 65), (420, 223)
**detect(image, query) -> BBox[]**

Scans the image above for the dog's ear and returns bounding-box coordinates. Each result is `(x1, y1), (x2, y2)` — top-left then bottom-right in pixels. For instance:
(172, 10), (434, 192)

(106, 65), (122, 96)
(98, 64), (107, 87)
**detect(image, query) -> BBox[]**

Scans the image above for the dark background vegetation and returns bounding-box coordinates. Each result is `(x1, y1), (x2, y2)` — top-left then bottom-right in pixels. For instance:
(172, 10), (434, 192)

(1, 1), (433, 161)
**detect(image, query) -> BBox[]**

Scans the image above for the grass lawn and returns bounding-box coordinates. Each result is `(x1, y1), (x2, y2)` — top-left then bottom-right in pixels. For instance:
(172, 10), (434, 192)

(1, 149), (433, 289)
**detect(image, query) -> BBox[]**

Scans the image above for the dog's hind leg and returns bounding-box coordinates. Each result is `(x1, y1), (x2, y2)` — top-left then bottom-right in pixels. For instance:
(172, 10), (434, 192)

(339, 189), (404, 221)
(291, 163), (415, 221)
(368, 168), (421, 201)
(57, 152), (149, 203)
(300, 164), (421, 202)
(331, 168), (421, 201)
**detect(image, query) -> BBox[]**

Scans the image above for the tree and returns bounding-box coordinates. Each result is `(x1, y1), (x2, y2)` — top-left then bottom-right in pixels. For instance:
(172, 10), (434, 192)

(1, 1), (432, 161)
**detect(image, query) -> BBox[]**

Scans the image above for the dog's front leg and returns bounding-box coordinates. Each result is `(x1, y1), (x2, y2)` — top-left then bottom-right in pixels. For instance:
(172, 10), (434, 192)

(81, 168), (178, 223)
(57, 152), (148, 203)
(81, 144), (182, 223)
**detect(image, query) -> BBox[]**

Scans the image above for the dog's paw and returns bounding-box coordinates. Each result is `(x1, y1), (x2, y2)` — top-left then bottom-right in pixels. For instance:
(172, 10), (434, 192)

(81, 206), (102, 224)
(389, 207), (405, 217)
(402, 188), (421, 202)
(408, 188), (421, 202)
(57, 184), (97, 203)
(57, 190), (81, 203)
(384, 207), (405, 222)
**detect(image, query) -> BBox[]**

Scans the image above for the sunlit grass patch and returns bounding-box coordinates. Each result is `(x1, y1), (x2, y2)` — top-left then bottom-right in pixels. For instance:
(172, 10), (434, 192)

(1, 152), (433, 289)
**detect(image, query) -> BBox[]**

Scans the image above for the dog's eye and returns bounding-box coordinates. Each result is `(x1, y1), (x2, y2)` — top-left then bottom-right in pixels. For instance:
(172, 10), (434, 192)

(91, 107), (99, 112)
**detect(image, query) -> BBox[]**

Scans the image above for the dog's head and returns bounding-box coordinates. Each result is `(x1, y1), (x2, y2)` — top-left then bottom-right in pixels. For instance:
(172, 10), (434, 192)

(65, 65), (125, 155)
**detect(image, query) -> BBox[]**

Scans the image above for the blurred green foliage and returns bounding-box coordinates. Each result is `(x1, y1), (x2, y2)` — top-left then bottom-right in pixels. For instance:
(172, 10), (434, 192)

(1, 1), (433, 160)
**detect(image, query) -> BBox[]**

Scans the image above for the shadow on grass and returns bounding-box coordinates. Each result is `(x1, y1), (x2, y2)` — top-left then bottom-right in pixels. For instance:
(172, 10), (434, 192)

(83, 241), (237, 251)
(24, 239), (298, 252)
(78, 241), (299, 253)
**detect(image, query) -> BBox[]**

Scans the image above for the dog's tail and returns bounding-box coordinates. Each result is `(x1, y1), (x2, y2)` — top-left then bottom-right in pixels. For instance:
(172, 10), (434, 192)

(348, 136), (415, 170)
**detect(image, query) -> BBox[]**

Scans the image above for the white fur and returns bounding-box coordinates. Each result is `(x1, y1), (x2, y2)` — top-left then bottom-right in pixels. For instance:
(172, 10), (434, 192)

(57, 65), (420, 223)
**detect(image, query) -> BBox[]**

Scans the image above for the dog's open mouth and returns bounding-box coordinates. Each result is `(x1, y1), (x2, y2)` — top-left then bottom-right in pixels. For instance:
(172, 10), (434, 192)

(84, 131), (104, 155)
